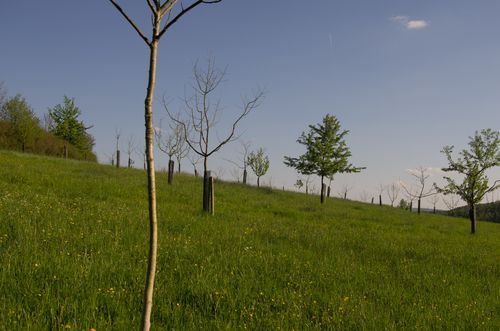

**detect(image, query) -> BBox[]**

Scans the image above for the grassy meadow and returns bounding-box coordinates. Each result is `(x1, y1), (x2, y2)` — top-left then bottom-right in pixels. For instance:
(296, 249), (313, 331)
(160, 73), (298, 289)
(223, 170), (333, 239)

(0, 150), (499, 330)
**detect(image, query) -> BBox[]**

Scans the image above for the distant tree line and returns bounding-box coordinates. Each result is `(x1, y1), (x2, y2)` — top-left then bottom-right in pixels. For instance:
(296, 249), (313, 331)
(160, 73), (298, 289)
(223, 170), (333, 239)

(0, 84), (95, 161)
(447, 201), (500, 224)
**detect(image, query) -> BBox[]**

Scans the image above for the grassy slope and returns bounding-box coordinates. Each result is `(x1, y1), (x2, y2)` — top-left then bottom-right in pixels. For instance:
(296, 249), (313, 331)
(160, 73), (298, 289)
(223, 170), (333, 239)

(0, 150), (499, 330)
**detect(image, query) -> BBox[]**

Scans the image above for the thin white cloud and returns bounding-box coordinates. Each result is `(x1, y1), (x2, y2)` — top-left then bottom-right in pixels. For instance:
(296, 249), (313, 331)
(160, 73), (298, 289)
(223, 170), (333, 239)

(390, 16), (429, 30)
(407, 20), (429, 30)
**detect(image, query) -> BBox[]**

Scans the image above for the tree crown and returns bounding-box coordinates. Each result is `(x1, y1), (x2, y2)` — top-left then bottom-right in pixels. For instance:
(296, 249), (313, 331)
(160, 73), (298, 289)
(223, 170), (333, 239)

(436, 129), (500, 205)
(284, 114), (364, 179)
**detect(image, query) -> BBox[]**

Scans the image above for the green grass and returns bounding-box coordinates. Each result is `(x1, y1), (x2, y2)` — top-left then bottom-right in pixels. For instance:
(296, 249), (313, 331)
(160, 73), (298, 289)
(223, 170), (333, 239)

(1, 150), (499, 330)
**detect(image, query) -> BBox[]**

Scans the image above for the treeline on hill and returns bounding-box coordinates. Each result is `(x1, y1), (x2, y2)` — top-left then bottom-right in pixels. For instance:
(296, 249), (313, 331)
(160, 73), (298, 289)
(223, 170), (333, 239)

(448, 201), (500, 224)
(0, 84), (96, 161)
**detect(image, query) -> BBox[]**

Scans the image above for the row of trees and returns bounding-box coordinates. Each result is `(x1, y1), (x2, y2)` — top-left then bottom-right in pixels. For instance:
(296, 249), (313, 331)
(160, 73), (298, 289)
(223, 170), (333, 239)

(281, 111), (499, 234)
(0, 84), (95, 161)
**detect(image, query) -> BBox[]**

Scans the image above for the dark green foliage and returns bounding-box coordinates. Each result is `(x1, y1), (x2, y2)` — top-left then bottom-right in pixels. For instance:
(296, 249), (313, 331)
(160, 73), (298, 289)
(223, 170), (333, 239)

(436, 129), (500, 233)
(0, 95), (41, 152)
(247, 147), (270, 187)
(0, 121), (96, 161)
(450, 201), (500, 223)
(284, 114), (364, 202)
(48, 96), (95, 158)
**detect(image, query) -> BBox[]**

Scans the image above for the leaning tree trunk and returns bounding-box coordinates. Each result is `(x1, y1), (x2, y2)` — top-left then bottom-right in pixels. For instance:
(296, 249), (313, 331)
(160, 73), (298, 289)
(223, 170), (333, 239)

(469, 204), (476, 234)
(141, 35), (160, 331)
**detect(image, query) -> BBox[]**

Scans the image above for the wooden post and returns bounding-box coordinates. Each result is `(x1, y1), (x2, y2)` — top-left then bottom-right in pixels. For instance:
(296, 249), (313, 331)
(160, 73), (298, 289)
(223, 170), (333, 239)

(168, 160), (174, 184)
(203, 171), (211, 212)
(209, 175), (215, 215)
(116, 150), (120, 168)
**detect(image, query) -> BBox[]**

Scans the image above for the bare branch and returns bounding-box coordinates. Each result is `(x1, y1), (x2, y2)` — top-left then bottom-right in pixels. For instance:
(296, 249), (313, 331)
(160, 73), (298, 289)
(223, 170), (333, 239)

(108, 0), (151, 45)
(158, 0), (222, 39)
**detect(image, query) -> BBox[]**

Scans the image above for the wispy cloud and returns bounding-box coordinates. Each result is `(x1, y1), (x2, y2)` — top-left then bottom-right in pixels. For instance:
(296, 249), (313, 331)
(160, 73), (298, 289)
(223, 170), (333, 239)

(390, 16), (429, 30)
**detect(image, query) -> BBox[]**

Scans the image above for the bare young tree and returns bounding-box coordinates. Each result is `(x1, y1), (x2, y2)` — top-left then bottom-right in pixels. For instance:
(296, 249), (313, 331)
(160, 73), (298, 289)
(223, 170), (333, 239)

(126, 134), (136, 168)
(174, 128), (189, 173)
(386, 182), (400, 207)
(166, 58), (264, 211)
(443, 194), (461, 216)
(229, 167), (241, 182)
(104, 152), (115, 166)
(114, 128), (121, 168)
(155, 121), (180, 184)
(187, 150), (201, 177)
(107, 1), (222, 328)
(136, 144), (147, 170)
(338, 184), (352, 200)
(224, 140), (252, 184)
(401, 166), (436, 214)
(430, 193), (440, 214)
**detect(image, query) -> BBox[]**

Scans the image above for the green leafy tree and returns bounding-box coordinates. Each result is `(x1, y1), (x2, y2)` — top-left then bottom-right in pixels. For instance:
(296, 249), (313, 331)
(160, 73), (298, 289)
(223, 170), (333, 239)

(48, 96), (94, 157)
(247, 147), (270, 187)
(0, 94), (40, 152)
(284, 114), (364, 203)
(435, 129), (500, 234)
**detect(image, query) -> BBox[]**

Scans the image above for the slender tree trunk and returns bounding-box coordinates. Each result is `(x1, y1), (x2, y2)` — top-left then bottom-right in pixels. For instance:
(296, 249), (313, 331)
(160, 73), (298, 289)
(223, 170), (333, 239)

(178, 159), (181, 173)
(327, 186), (331, 198)
(141, 35), (159, 331)
(433, 206), (436, 214)
(116, 150), (120, 168)
(379, 194), (382, 206)
(321, 183), (326, 203)
(409, 201), (413, 212)
(243, 168), (247, 184)
(257, 176), (260, 187)
(469, 204), (476, 234)
(417, 198), (421, 214)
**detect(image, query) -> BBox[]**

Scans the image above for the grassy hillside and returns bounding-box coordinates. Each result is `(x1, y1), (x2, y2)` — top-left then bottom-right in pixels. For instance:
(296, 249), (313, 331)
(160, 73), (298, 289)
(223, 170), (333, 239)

(0, 150), (499, 330)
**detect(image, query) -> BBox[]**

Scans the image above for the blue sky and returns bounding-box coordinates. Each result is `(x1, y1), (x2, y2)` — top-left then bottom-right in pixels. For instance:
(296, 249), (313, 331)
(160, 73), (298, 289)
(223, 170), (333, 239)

(1, 0), (499, 207)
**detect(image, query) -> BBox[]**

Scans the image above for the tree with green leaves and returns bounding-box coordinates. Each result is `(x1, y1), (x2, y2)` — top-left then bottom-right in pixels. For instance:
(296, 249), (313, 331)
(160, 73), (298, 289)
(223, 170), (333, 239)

(247, 148), (270, 187)
(435, 129), (500, 234)
(48, 96), (94, 158)
(284, 114), (364, 203)
(0, 94), (40, 152)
